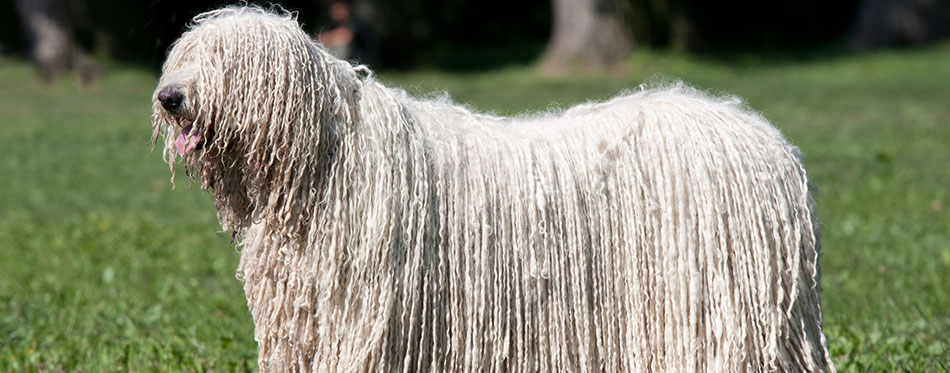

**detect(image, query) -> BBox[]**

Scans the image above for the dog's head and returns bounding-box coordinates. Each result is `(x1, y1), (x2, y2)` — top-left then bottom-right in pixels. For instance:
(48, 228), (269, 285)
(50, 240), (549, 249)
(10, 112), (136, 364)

(152, 6), (363, 234)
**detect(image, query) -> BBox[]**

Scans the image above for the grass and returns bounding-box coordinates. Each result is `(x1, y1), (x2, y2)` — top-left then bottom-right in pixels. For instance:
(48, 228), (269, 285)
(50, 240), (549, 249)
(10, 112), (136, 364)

(1, 45), (948, 371)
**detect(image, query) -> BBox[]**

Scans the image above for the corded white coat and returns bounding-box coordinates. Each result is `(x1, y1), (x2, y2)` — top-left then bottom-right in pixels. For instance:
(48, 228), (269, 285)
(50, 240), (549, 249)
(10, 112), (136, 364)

(153, 7), (835, 372)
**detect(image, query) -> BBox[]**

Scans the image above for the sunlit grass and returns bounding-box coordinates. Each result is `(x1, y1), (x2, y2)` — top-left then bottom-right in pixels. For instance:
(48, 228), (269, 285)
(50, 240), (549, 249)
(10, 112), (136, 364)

(1, 44), (948, 370)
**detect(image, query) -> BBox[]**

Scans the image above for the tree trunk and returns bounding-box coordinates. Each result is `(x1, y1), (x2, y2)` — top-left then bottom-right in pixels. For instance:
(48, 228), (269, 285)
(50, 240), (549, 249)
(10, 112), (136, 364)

(540, 0), (633, 72)
(850, 0), (950, 49)
(14, 0), (97, 83)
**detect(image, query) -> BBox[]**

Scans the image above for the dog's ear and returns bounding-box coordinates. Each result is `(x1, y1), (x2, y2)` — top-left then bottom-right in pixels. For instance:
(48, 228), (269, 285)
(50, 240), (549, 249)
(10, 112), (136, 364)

(354, 65), (372, 81)
(349, 65), (375, 102)
(331, 63), (365, 106)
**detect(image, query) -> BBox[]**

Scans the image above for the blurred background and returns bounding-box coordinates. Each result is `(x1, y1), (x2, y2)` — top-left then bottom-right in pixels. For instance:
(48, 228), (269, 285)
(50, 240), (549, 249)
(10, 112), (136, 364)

(1, 0), (948, 371)
(2, 0), (950, 73)
(3, 0), (950, 74)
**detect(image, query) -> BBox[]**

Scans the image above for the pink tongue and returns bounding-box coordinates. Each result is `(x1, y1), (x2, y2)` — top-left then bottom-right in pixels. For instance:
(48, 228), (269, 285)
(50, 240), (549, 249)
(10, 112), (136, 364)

(175, 131), (203, 155)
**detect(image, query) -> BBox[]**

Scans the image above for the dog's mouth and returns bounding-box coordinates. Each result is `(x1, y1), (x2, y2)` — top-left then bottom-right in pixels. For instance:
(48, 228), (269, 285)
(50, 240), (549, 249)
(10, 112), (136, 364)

(175, 123), (213, 155)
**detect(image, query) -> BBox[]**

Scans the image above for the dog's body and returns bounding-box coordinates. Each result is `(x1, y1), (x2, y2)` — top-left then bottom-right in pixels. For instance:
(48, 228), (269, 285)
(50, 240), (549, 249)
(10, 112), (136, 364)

(153, 7), (834, 372)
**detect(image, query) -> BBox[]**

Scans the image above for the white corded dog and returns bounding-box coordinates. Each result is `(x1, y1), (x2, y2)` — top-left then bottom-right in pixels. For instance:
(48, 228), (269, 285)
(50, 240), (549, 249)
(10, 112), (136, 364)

(152, 6), (834, 372)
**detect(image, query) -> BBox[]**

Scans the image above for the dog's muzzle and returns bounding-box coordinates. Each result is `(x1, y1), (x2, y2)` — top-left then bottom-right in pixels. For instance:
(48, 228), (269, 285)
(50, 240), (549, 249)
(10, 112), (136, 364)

(158, 87), (184, 112)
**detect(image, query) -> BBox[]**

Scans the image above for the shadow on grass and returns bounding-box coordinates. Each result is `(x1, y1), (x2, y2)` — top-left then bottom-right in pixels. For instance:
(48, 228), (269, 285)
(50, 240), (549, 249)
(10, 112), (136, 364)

(387, 42), (546, 73)
(687, 38), (950, 70)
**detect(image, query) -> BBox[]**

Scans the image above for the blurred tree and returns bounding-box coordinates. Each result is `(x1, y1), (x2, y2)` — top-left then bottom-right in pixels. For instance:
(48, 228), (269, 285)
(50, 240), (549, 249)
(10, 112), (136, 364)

(0, 1), (22, 60)
(540, 0), (633, 72)
(14, 0), (98, 83)
(627, 0), (860, 52)
(0, 0), (870, 73)
(339, 0), (550, 70)
(850, 0), (950, 48)
(338, 0), (425, 69)
(627, 0), (693, 50)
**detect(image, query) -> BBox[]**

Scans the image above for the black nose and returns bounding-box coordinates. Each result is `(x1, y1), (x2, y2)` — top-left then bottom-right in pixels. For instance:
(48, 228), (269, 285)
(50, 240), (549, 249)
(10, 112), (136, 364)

(158, 87), (184, 111)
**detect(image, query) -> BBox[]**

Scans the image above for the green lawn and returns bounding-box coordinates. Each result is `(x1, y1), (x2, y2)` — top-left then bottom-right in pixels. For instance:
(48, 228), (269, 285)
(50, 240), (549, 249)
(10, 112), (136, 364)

(1, 46), (948, 371)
